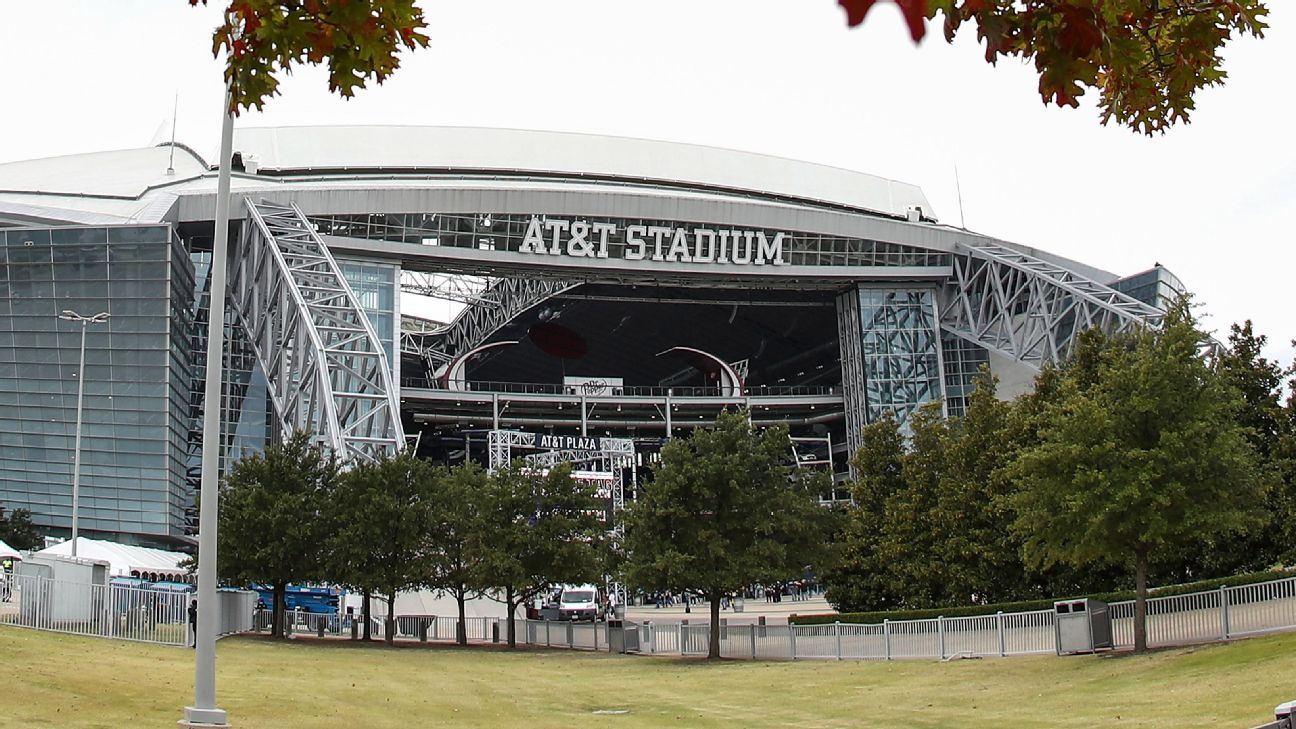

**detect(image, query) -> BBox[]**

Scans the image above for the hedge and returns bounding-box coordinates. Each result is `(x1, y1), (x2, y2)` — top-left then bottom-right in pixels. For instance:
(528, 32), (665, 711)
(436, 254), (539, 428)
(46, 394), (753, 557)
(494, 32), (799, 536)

(790, 568), (1296, 626)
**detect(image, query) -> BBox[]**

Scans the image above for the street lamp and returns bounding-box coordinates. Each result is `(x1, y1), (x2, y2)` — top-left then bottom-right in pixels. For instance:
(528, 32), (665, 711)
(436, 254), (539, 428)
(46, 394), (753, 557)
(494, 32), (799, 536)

(182, 79), (235, 729)
(58, 310), (110, 558)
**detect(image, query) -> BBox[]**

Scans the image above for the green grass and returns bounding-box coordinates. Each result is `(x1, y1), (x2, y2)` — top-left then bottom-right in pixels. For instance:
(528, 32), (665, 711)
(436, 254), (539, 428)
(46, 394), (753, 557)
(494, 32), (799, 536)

(2, 624), (1292, 728)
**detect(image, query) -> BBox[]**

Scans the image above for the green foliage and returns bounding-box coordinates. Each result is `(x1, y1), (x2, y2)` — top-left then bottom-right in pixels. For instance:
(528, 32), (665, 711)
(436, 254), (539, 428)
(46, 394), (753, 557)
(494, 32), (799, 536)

(623, 409), (828, 657)
(840, 0), (1269, 134)
(329, 450), (439, 643)
(824, 303), (1291, 620)
(424, 462), (492, 645)
(477, 462), (607, 646)
(1011, 297), (1267, 650)
(827, 377), (1067, 613)
(874, 403), (950, 607)
(0, 504), (42, 551)
(1193, 320), (1296, 574)
(822, 410), (907, 611)
(189, 0), (431, 113)
(218, 431), (340, 637)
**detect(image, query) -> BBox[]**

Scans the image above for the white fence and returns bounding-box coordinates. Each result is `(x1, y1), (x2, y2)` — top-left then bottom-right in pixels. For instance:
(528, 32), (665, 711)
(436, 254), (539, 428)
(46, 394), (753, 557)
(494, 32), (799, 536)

(11, 572), (1296, 660)
(0, 574), (256, 647)
(618, 576), (1296, 660)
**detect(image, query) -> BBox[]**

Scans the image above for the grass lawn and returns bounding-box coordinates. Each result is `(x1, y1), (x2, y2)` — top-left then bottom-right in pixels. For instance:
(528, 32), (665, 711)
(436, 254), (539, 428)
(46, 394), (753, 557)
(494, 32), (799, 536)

(3, 625), (1292, 728)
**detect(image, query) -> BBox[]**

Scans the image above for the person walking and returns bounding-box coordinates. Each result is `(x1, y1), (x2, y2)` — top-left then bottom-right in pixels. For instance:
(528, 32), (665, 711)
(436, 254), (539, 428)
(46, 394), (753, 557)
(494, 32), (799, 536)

(188, 599), (198, 648)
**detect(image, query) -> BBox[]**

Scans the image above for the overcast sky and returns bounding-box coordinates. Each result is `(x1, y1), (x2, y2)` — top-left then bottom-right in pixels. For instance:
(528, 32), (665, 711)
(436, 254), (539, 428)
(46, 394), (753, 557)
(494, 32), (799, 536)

(2, 1), (1292, 364)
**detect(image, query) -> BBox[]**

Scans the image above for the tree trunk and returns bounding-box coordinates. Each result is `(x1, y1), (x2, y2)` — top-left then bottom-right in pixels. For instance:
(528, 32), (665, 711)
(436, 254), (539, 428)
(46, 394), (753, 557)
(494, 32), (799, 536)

(272, 582), (286, 639)
(506, 585), (517, 648)
(1134, 550), (1149, 653)
(708, 592), (722, 659)
(457, 588), (468, 646)
(385, 593), (396, 646)
(362, 589), (372, 641)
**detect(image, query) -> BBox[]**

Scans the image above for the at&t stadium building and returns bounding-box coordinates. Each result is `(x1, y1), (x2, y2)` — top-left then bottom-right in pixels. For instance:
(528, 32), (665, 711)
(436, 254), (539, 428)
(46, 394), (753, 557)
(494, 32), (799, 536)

(0, 126), (1180, 547)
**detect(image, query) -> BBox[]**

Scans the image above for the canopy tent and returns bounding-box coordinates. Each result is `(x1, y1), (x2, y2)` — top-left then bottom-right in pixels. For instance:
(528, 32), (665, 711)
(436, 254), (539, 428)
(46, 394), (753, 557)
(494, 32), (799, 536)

(0, 538), (22, 561)
(36, 537), (189, 580)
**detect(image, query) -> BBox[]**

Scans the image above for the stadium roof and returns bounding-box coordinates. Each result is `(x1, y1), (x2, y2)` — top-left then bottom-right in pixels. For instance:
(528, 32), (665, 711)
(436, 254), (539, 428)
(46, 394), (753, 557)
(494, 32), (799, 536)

(0, 125), (1117, 283)
(227, 125), (935, 219)
(0, 126), (933, 221)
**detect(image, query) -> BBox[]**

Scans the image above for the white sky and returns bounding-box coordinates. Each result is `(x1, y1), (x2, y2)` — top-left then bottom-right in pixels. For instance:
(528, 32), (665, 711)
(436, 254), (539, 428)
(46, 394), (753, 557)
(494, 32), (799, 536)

(2, 1), (1292, 364)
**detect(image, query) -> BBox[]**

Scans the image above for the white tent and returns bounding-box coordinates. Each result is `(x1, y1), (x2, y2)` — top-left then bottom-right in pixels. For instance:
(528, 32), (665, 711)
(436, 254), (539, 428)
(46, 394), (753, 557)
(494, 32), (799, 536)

(0, 538), (21, 561)
(36, 537), (189, 580)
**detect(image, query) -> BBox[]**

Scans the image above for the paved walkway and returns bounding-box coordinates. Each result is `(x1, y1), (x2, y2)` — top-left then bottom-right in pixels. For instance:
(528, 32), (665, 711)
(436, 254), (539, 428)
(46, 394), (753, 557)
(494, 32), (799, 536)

(624, 596), (835, 625)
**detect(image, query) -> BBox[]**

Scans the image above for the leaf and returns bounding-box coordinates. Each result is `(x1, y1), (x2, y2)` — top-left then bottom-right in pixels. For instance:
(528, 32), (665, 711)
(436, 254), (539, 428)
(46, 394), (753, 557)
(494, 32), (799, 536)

(839, 0), (928, 41)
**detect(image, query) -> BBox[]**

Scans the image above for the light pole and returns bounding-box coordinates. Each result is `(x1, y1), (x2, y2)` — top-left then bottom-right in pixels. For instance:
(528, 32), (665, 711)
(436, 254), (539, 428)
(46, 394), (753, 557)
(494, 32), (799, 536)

(58, 310), (109, 558)
(182, 81), (235, 729)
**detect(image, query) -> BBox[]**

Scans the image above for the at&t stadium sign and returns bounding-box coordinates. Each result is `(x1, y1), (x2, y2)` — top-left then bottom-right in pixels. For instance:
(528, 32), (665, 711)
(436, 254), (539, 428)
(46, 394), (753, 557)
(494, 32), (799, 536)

(518, 215), (786, 266)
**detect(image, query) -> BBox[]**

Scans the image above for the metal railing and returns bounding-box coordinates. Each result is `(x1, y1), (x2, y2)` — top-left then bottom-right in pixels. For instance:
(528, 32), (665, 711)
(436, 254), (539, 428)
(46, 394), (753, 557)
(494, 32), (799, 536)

(0, 574), (255, 647)
(557, 575), (1296, 660)
(16, 574), (1296, 661)
(401, 377), (837, 398)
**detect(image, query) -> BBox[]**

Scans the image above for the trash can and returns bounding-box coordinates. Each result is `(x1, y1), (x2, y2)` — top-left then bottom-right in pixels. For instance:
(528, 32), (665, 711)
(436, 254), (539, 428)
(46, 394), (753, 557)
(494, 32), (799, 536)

(1054, 598), (1113, 655)
(1275, 700), (1296, 729)
(733, 597), (745, 613)
(608, 620), (641, 654)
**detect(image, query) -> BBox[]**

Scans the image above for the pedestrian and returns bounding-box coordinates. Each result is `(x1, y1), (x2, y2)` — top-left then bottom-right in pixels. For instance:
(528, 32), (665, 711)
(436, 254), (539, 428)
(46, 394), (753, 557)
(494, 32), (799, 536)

(188, 599), (198, 648)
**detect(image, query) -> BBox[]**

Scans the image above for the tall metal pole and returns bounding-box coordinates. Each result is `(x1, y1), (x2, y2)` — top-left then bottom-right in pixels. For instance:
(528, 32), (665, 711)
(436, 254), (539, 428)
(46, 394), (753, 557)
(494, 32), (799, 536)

(183, 84), (234, 729)
(70, 319), (87, 558)
(59, 310), (108, 558)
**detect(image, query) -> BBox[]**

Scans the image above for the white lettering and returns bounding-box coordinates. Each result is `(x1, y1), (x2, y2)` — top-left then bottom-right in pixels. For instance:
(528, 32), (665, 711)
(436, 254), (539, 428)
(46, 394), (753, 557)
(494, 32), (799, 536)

(755, 231), (785, 265)
(520, 216), (547, 254)
(692, 228), (716, 263)
(647, 226), (671, 262)
(731, 230), (754, 264)
(665, 227), (693, 263)
(544, 219), (569, 255)
(567, 221), (594, 257)
(519, 217), (786, 267)
(716, 229), (732, 264)
(591, 222), (615, 259)
(625, 225), (647, 260)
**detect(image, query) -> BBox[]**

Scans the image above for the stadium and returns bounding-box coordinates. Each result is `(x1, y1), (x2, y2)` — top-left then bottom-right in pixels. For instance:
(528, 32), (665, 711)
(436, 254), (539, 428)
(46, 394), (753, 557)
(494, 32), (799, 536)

(0, 126), (1181, 548)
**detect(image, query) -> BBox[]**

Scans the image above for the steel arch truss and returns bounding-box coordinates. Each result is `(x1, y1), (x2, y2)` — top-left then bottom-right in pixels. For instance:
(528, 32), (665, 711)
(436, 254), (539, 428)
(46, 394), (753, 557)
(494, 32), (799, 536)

(426, 276), (581, 364)
(941, 242), (1164, 369)
(228, 199), (405, 463)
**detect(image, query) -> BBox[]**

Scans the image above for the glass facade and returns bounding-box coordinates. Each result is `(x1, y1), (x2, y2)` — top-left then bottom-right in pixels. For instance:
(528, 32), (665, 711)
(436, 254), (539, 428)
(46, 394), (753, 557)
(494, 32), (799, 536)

(0, 225), (193, 545)
(940, 332), (991, 418)
(857, 288), (944, 429)
(1111, 265), (1185, 310)
(339, 260), (400, 376)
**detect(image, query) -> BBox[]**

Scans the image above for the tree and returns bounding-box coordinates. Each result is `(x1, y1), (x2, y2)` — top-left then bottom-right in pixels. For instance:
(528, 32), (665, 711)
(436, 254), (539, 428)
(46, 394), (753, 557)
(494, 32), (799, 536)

(623, 410), (828, 659)
(426, 462), (492, 646)
(822, 411), (907, 611)
(872, 403), (953, 608)
(191, 1), (1267, 135)
(218, 431), (340, 638)
(190, 0), (430, 113)
(478, 462), (607, 647)
(0, 504), (42, 552)
(1011, 298), (1266, 652)
(329, 451), (438, 645)
(937, 373), (1039, 605)
(840, 0), (1269, 134)
(1180, 320), (1292, 575)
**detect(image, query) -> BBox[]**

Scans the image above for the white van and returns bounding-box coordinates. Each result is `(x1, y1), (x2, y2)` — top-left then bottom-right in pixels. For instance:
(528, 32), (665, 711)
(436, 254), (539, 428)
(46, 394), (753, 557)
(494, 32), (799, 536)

(557, 584), (601, 621)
